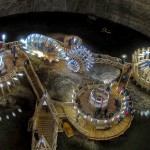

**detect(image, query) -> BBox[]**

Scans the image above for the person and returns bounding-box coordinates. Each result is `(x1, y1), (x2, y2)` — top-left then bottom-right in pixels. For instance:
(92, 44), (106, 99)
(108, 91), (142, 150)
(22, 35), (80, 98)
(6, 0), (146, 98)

(24, 60), (27, 68)
(34, 130), (39, 141)
(75, 97), (82, 108)
(122, 74), (128, 82)
(97, 108), (102, 114)
(104, 109), (108, 118)
(106, 86), (110, 93)
(13, 59), (16, 66)
(26, 59), (30, 65)
(109, 112), (114, 118)
(76, 114), (80, 123)
(24, 59), (30, 69)
(105, 122), (111, 129)
(94, 111), (98, 118)
(115, 97), (119, 106)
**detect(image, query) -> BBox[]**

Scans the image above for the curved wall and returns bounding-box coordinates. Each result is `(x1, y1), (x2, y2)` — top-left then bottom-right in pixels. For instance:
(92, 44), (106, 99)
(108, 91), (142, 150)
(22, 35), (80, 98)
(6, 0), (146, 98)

(0, 0), (149, 37)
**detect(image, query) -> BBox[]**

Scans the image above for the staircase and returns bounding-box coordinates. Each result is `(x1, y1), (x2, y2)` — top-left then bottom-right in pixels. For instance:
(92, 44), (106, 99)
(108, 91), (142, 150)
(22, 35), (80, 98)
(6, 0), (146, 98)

(34, 107), (56, 149)
(18, 50), (58, 150)
(25, 64), (44, 99)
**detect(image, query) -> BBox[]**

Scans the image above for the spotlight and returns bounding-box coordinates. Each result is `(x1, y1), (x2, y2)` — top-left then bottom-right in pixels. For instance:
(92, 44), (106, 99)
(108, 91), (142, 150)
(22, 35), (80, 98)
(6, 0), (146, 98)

(65, 57), (69, 61)
(122, 54), (127, 63)
(7, 81), (11, 85)
(17, 73), (23, 76)
(12, 112), (16, 117)
(77, 110), (80, 114)
(23, 46), (27, 49)
(18, 108), (22, 113)
(25, 51), (30, 54)
(140, 111), (144, 116)
(13, 77), (18, 81)
(20, 39), (27, 44)
(6, 115), (9, 119)
(84, 115), (87, 119)
(111, 118), (114, 121)
(2, 34), (6, 42)
(0, 83), (3, 88)
(104, 120), (107, 123)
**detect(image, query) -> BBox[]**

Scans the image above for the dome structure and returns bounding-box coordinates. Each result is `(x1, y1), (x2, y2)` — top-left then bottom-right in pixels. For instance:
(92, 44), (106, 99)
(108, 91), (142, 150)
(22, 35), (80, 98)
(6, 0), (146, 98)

(132, 47), (150, 90)
(24, 34), (66, 58)
(67, 45), (94, 73)
(64, 35), (82, 48)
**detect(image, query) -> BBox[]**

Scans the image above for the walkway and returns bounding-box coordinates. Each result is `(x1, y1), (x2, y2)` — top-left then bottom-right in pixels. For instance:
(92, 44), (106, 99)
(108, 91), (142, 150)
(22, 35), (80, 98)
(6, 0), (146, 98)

(33, 107), (57, 150)
(1, 39), (134, 148)
(17, 49), (58, 150)
(63, 104), (133, 140)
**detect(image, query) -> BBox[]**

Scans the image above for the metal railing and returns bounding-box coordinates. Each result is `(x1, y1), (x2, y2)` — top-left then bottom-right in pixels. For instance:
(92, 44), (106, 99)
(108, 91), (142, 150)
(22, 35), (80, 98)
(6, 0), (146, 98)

(0, 67), (17, 83)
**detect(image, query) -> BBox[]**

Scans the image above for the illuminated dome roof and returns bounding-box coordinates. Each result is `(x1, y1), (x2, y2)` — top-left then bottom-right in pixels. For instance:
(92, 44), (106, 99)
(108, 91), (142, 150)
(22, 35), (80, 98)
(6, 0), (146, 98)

(25, 34), (66, 58)
(67, 45), (94, 73)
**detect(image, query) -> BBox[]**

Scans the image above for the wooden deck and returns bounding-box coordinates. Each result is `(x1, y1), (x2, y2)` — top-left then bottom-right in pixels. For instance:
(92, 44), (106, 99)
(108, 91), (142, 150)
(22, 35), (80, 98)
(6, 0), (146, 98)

(63, 105), (133, 140)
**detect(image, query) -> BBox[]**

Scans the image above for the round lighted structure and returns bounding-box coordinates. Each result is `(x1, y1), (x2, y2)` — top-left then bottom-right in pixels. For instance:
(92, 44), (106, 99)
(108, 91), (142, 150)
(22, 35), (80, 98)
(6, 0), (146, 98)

(64, 35), (82, 48)
(132, 47), (150, 90)
(67, 60), (80, 72)
(89, 86), (109, 109)
(24, 34), (66, 58)
(67, 45), (94, 72)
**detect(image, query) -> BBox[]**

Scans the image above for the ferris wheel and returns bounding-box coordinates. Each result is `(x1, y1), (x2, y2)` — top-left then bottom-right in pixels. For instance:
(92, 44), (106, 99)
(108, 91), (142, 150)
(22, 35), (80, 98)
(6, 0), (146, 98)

(67, 45), (94, 73)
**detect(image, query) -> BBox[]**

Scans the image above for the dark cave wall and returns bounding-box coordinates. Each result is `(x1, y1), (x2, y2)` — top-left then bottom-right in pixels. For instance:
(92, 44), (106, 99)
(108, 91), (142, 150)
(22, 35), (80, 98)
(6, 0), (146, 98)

(0, 0), (149, 37)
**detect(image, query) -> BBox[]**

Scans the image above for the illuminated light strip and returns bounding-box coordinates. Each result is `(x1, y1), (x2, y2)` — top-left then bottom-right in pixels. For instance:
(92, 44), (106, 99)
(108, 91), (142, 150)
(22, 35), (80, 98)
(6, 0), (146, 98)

(7, 81), (11, 85)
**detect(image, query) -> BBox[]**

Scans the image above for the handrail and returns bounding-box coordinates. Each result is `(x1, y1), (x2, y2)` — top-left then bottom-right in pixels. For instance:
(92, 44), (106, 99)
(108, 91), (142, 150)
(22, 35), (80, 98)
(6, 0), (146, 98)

(51, 99), (74, 106)
(51, 122), (58, 150)
(93, 53), (122, 63)
(23, 68), (40, 100)
(67, 115), (90, 136)
(93, 53), (132, 69)
(2, 41), (19, 49)
(18, 49), (45, 93)
(94, 57), (124, 70)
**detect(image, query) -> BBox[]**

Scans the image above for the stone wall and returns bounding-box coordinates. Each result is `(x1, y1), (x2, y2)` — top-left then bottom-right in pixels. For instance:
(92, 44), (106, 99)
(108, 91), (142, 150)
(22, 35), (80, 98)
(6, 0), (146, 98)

(0, 0), (149, 37)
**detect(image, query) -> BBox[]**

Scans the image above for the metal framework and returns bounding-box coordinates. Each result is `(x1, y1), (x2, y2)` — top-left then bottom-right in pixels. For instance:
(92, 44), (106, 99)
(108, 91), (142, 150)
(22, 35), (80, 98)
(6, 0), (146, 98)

(132, 47), (150, 90)
(25, 34), (66, 58)
(67, 45), (94, 73)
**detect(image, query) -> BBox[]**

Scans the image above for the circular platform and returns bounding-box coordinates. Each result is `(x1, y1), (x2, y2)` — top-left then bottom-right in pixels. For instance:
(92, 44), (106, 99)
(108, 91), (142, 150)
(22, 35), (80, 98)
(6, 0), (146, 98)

(63, 82), (133, 140)
(89, 86), (109, 109)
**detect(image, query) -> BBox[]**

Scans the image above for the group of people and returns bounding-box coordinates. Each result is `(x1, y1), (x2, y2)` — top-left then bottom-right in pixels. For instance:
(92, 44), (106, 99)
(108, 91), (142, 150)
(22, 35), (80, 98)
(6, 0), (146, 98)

(94, 108), (109, 119)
